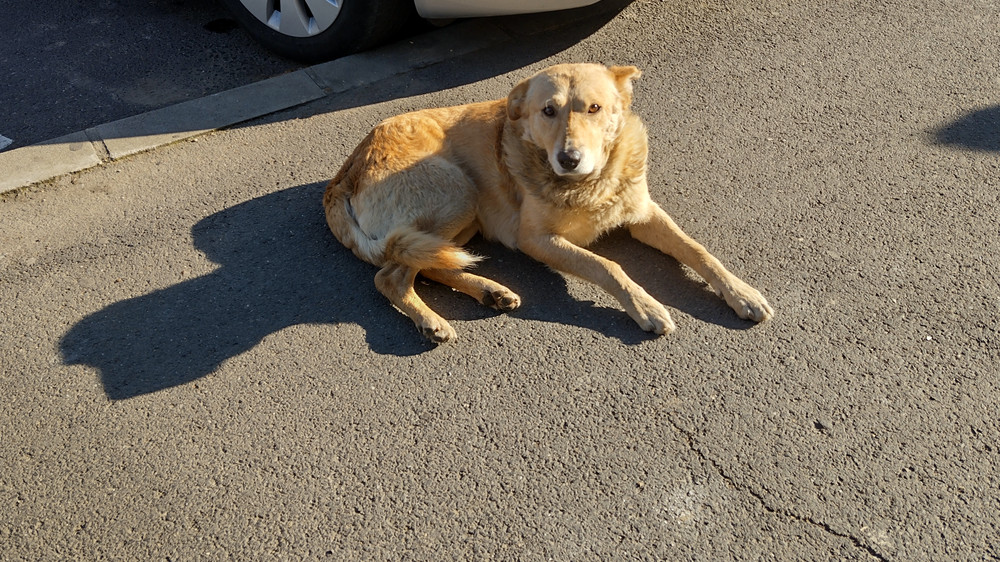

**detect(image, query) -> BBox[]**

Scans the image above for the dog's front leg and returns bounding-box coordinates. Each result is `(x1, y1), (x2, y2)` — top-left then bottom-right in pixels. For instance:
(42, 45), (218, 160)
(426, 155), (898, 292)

(629, 203), (773, 322)
(518, 227), (676, 335)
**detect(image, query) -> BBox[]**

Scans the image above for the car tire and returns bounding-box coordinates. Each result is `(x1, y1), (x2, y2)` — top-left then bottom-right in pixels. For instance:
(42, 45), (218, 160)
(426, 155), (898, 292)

(220, 0), (417, 63)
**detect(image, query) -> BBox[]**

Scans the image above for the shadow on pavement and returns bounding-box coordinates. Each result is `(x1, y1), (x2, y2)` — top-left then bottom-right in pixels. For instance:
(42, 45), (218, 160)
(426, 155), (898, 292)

(307, 0), (633, 114)
(932, 105), (1000, 152)
(57, 0), (752, 401)
(32, 0), (633, 150)
(60, 181), (749, 400)
(60, 182), (425, 400)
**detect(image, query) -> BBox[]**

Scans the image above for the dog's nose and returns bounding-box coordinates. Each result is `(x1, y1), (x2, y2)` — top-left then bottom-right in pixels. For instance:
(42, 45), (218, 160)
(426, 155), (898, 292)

(557, 149), (581, 171)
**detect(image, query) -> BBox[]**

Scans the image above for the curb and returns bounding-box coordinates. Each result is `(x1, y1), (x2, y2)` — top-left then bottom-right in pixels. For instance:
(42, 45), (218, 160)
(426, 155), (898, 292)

(0, 19), (512, 195)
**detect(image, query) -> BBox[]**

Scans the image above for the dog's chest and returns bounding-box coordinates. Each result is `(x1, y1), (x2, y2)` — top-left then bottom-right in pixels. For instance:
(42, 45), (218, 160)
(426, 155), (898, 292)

(544, 179), (648, 245)
(549, 196), (635, 246)
(556, 212), (605, 246)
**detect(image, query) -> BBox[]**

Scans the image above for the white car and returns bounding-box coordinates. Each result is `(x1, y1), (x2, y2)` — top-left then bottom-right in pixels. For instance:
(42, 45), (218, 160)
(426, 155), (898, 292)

(222, 0), (600, 62)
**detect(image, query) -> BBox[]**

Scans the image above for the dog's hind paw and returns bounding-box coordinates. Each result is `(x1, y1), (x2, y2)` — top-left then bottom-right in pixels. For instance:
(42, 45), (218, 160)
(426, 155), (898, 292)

(482, 289), (521, 312)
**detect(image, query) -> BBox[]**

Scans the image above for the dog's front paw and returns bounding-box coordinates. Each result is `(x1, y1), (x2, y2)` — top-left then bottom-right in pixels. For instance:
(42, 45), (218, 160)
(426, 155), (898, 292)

(625, 290), (676, 335)
(419, 319), (457, 343)
(721, 279), (774, 323)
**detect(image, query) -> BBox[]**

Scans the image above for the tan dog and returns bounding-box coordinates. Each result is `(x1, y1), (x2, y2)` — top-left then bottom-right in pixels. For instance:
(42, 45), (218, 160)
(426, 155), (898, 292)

(324, 63), (773, 342)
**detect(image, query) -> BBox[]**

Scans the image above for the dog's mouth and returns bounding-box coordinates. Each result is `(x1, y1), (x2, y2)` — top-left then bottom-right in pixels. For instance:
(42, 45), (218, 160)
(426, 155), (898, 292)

(553, 167), (592, 179)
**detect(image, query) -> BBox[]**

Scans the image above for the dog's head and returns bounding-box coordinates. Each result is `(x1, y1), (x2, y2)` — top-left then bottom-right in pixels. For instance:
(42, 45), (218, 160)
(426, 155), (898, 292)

(507, 63), (641, 178)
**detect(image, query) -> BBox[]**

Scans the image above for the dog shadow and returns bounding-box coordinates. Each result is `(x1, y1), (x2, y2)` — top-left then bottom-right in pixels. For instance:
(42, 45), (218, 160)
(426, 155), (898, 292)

(60, 182), (409, 400)
(60, 182), (748, 399)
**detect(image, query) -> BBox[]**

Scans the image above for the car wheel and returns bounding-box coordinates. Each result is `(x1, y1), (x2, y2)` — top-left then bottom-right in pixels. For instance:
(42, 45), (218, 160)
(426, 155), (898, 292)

(221, 0), (417, 63)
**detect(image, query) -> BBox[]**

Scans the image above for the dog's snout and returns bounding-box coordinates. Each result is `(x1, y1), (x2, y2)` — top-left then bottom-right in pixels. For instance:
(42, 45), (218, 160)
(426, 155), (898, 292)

(557, 149), (582, 170)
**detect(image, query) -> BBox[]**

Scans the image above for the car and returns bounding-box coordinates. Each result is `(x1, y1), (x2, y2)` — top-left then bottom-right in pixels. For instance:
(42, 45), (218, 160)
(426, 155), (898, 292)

(220, 0), (601, 62)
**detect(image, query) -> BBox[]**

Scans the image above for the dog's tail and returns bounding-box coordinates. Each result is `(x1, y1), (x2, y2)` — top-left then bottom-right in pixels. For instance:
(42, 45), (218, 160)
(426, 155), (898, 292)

(380, 226), (480, 271)
(324, 180), (478, 271)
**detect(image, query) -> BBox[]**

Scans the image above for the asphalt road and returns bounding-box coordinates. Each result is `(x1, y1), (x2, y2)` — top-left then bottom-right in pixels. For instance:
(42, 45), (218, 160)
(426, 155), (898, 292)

(2, 0), (999, 559)
(1, 0), (303, 151)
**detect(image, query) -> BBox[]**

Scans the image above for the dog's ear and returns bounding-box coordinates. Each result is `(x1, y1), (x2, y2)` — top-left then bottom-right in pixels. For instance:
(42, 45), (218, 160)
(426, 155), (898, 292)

(609, 65), (642, 107)
(506, 78), (531, 121)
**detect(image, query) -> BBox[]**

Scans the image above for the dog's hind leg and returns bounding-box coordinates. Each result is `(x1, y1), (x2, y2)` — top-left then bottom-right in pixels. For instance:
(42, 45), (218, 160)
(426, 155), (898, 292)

(421, 269), (522, 312)
(418, 222), (521, 312)
(375, 263), (456, 343)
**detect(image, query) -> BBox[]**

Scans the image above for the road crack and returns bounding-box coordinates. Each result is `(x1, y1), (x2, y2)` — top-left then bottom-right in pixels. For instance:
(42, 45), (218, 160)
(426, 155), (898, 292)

(666, 415), (890, 561)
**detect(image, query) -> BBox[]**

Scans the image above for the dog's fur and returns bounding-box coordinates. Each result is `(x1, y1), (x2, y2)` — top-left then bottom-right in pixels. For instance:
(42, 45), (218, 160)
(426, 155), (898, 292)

(324, 63), (773, 342)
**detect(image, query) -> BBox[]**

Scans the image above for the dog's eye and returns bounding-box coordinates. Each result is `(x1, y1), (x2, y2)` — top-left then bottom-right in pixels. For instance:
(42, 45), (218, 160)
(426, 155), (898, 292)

(588, 103), (601, 114)
(542, 106), (556, 117)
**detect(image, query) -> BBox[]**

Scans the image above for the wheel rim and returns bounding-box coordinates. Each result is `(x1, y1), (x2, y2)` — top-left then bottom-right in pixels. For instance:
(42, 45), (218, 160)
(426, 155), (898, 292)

(239, 0), (342, 38)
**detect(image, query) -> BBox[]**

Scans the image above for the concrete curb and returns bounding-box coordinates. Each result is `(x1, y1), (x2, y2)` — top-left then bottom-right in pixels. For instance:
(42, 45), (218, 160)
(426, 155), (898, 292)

(0, 19), (512, 195)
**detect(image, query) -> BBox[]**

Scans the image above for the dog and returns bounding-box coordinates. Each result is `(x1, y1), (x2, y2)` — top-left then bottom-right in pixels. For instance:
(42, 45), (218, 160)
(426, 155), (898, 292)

(324, 63), (773, 342)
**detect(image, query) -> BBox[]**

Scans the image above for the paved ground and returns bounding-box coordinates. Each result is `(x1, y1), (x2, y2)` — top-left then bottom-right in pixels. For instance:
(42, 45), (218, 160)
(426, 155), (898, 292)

(2, 0), (999, 559)
(1, 0), (302, 151)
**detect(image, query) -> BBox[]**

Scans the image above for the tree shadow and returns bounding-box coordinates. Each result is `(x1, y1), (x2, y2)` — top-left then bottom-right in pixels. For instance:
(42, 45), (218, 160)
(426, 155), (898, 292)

(932, 106), (1000, 152)
(60, 181), (751, 400)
